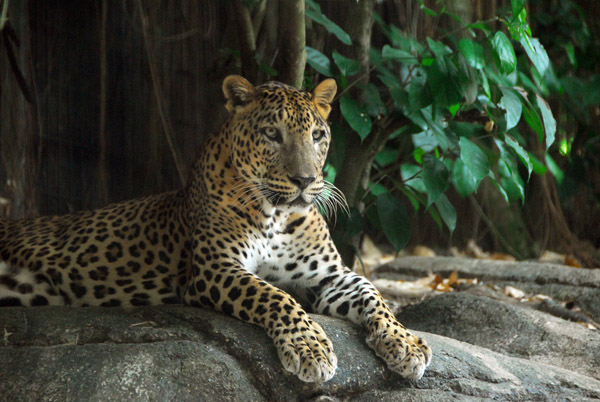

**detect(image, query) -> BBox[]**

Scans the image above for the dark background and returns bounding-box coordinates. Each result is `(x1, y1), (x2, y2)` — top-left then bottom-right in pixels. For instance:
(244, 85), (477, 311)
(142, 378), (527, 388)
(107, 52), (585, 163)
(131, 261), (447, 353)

(1, 0), (599, 264)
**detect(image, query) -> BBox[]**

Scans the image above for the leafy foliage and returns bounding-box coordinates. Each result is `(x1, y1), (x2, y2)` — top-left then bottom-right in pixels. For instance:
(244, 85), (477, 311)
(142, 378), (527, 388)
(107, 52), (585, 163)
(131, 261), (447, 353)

(304, 1), (558, 254)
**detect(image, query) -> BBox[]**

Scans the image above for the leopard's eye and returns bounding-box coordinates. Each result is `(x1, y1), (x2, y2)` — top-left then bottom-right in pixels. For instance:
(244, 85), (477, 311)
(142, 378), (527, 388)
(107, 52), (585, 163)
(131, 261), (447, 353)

(312, 129), (326, 143)
(261, 127), (282, 143)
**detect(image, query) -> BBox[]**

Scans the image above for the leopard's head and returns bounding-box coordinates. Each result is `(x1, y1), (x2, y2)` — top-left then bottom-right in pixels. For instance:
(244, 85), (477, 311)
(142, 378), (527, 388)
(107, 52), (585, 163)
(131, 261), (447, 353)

(222, 75), (344, 214)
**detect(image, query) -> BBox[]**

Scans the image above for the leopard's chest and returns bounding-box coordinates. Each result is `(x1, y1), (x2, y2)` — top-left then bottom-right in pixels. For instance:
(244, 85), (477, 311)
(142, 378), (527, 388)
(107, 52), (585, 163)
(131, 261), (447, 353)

(235, 223), (309, 283)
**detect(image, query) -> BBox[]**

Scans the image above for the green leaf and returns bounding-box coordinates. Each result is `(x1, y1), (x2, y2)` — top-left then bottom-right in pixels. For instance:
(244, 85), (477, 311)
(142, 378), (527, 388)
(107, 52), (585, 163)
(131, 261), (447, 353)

(377, 193), (411, 251)
(408, 69), (431, 111)
(480, 69), (491, 99)
(388, 25), (411, 51)
(369, 182), (388, 197)
(458, 38), (486, 69)
(332, 51), (361, 77)
(536, 94), (556, 149)
(459, 137), (489, 186)
(323, 163), (337, 183)
(505, 135), (533, 179)
(498, 157), (524, 202)
(305, 0), (352, 45)
(487, 172), (509, 203)
(401, 164), (426, 193)
(452, 159), (478, 197)
(377, 73), (401, 90)
(427, 58), (462, 108)
(448, 103), (460, 117)
(375, 148), (398, 167)
(389, 126), (411, 140)
(362, 83), (386, 117)
(427, 37), (452, 58)
(413, 147), (425, 164)
(420, 4), (438, 16)
(528, 152), (548, 176)
(499, 87), (522, 131)
(457, 55), (478, 105)
(511, 0), (527, 19)
(565, 42), (577, 67)
(339, 95), (372, 140)
(529, 152), (548, 175)
(491, 32), (517, 74)
(422, 154), (449, 206)
(545, 153), (564, 184)
(421, 57), (434, 66)
(381, 45), (419, 64)
(519, 36), (550, 76)
(306, 46), (333, 77)
(495, 139), (525, 203)
(381, 77), (408, 109)
(523, 103), (544, 143)
(468, 21), (492, 35)
(327, 122), (346, 171)
(434, 194), (457, 233)
(421, 106), (454, 152)
(334, 208), (365, 246)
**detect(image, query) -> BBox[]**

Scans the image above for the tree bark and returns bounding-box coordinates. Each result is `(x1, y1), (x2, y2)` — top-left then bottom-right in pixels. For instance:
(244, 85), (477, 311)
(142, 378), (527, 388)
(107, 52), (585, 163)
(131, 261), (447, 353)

(276, 0), (306, 87)
(255, 0), (278, 82)
(232, 0), (258, 82)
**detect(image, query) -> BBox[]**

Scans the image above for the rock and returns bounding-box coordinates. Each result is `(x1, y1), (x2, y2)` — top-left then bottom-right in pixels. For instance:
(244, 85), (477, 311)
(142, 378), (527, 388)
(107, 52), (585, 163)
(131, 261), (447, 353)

(2, 299), (600, 401)
(375, 256), (600, 322)
(399, 292), (600, 380)
(1, 257), (599, 401)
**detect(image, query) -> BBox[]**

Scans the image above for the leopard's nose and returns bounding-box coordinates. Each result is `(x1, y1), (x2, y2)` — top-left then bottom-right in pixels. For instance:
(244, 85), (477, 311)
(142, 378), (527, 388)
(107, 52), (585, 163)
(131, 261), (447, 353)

(288, 175), (316, 190)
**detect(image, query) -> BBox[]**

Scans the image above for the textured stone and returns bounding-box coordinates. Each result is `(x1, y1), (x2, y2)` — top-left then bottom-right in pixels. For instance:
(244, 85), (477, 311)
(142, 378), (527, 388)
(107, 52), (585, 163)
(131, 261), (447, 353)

(1, 298), (599, 401)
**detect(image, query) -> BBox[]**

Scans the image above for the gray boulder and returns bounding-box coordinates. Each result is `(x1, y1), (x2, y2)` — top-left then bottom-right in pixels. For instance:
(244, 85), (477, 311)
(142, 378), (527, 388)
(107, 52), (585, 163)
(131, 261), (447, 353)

(1, 257), (600, 401)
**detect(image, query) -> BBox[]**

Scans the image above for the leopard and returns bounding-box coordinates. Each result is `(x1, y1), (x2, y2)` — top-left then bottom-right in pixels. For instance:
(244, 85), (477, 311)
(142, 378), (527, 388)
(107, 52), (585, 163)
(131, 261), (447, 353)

(0, 75), (431, 382)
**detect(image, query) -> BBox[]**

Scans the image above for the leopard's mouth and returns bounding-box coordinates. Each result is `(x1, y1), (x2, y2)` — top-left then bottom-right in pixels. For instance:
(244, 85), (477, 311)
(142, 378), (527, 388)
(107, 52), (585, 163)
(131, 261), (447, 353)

(266, 191), (312, 208)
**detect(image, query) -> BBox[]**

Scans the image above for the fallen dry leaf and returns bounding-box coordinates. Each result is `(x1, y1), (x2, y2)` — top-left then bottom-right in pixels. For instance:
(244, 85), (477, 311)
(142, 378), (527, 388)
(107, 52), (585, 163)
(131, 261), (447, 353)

(525, 294), (551, 303)
(539, 250), (566, 264)
(465, 239), (489, 259)
(412, 245), (436, 257)
(372, 277), (441, 299)
(564, 256), (582, 268)
(504, 285), (526, 299)
(490, 252), (516, 261)
(373, 271), (477, 299)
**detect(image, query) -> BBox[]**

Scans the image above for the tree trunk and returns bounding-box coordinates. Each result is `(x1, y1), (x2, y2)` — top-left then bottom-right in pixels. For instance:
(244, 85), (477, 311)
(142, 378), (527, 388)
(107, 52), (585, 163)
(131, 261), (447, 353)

(276, 0), (306, 87)
(232, 0), (258, 82)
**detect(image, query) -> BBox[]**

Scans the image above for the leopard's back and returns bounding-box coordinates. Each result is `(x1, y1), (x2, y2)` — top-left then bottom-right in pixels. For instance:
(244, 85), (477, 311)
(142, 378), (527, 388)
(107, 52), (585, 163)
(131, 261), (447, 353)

(0, 191), (190, 306)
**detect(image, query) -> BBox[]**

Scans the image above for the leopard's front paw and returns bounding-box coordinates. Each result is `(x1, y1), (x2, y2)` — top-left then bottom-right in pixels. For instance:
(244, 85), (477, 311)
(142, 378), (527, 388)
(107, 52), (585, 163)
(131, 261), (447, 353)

(273, 317), (337, 383)
(366, 323), (432, 380)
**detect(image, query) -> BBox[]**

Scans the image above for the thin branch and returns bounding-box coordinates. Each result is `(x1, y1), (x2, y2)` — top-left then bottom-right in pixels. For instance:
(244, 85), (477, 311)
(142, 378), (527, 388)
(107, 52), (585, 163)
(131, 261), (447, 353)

(439, 16), (499, 41)
(0, 0), (8, 31)
(2, 21), (33, 103)
(333, 63), (379, 102)
(161, 28), (200, 42)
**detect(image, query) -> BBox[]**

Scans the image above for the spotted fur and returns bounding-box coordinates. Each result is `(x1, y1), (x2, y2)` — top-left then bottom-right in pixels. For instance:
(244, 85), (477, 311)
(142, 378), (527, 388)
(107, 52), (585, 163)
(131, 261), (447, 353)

(0, 76), (431, 382)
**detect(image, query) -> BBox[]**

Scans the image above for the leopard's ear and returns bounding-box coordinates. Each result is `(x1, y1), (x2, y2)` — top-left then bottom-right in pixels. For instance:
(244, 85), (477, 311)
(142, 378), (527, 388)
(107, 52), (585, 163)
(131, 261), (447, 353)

(222, 75), (256, 114)
(312, 79), (337, 119)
